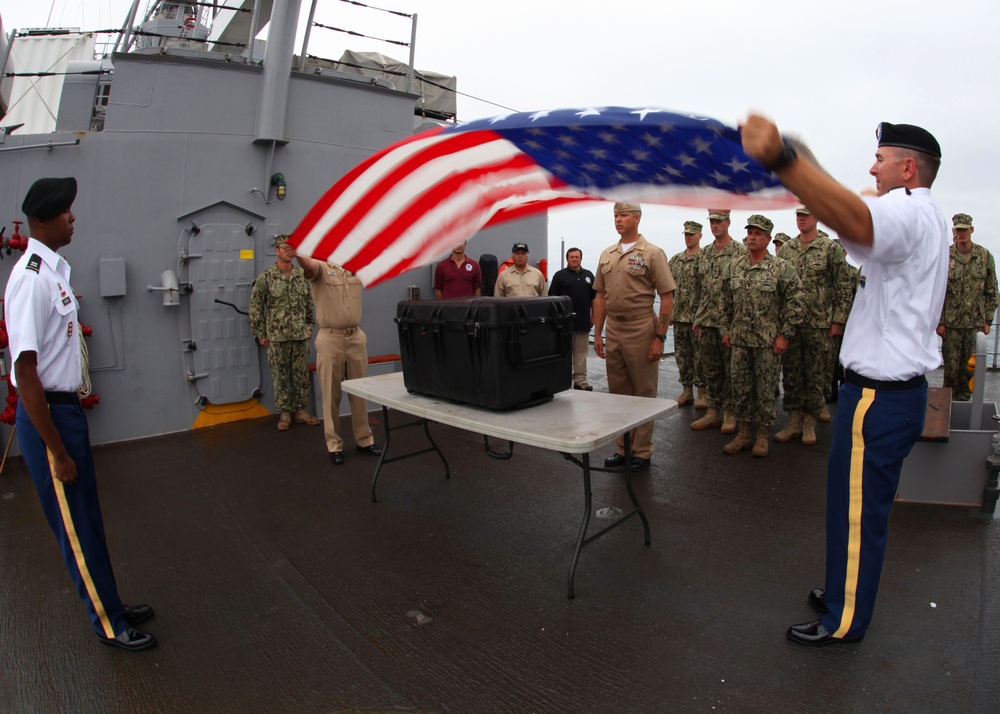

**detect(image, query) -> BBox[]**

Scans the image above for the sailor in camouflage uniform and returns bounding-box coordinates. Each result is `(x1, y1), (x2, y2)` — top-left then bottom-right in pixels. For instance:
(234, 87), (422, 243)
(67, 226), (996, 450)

(668, 221), (705, 407)
(691, 209), (748, 432)
(774, 207), (852, 444)
(249, 234), (321, 431)
(721, 215), (804, 457)
(937, 213), (999, 401)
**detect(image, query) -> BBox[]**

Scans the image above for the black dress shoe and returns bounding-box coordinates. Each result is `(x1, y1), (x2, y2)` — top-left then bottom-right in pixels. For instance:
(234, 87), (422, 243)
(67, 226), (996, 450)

(809, 588), (829, 614)
(786, 619), (863, 647)
(329, 451), (344, 465)
(604, 453), (626, 468)
(356, 444), (382, 456)
(99, 627), (157, 652)
(629, 457), (651, 471)
(123, 604), (154, 627)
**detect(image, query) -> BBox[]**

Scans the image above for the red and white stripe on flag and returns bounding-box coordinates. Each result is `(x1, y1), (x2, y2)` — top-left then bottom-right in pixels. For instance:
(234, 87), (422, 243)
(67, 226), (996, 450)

(289, 127), (592, 287)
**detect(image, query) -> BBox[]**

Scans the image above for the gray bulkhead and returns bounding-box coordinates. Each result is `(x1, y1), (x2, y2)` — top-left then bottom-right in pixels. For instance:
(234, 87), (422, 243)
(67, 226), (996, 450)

(0, 49), (546, 447)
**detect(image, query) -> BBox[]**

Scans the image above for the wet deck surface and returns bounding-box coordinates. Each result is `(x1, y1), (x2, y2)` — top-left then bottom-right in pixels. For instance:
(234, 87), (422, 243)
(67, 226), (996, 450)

(1, 357), (998, 713)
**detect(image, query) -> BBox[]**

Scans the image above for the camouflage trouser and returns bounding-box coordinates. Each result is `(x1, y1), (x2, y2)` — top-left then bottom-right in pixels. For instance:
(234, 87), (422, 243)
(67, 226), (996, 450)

(780, 327), (833, 417)
(730, 345), (781, 427)
(698, 326), (733, 410)
(942, 327), (977, 401)
(268, 339), (312, 412)
(673, 321), (703, 388)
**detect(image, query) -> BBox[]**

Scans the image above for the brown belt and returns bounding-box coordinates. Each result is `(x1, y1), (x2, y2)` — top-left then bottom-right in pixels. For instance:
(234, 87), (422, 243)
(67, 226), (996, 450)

(321, 326), (359, 336)
(609, 308), (654, 322)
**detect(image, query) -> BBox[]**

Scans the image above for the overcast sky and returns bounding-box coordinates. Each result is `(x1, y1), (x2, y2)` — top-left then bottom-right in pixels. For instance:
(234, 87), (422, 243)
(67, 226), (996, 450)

(5, 0), (999, 270)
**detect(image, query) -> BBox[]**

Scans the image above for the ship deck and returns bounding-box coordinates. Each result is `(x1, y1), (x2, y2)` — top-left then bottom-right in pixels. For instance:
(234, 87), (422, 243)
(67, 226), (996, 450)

(0, 357), (997, 713)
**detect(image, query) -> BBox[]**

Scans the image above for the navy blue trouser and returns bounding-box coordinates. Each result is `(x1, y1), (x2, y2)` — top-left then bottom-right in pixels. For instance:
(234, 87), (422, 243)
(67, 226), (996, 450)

(16, 400), (128, 638)
(821, 379), (926, 640)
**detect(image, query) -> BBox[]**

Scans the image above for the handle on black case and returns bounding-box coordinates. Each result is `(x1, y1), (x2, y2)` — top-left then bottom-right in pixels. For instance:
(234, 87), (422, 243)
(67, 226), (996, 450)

(507, 300), (571, 368)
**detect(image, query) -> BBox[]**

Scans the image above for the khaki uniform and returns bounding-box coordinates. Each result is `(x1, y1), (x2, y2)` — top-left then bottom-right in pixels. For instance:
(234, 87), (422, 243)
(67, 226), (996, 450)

(309, 263), (375, 453)
(494, 265), (548, 297)
(776, 232), (852, 417)
(594, 235), (676, 458)
(249, 263), (315, 413)
(668, 250), (703, 390)
(693, 239), (748, 410)
(723, 254), (804, 427)
(940, 243), (999, 400)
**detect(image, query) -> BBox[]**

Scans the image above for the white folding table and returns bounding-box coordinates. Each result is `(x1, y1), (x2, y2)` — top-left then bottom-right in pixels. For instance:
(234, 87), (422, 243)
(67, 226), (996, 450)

(343, 373), (677, 597)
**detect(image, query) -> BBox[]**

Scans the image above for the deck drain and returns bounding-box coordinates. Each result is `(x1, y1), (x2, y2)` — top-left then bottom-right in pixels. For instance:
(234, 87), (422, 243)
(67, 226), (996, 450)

(596, 507), (622, 519)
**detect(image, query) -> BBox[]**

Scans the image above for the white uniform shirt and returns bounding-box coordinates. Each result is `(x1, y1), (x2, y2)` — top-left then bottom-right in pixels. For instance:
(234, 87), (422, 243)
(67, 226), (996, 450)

(4, 238), (83, 392)
(840, 187), (948, 381)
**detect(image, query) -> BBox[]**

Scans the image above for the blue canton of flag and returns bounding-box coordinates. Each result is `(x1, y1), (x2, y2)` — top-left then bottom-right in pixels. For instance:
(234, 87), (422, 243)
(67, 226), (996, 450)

(292, 106), (796, 287)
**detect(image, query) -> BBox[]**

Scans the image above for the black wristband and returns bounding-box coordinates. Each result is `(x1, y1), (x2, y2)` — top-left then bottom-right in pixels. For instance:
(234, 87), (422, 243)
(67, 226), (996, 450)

(764, 140), (798, 172)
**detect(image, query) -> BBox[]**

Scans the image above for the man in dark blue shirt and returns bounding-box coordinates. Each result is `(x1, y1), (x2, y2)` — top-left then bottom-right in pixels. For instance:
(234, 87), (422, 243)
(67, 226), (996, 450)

(549, 247), (596, 390)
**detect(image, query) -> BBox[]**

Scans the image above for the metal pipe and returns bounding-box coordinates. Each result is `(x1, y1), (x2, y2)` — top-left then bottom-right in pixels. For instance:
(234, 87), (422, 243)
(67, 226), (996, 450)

(406, 13), (417, 94)
(971, 332), (987, 430)
(297, 0), (318, 72)
(247, 0), (262, 63)
(116, 0), (143, 55)
(993, 306), (999, 369)
(0, 27), (16, 89)
(0, 139), (81, 153)
(253, 0), (302, 143)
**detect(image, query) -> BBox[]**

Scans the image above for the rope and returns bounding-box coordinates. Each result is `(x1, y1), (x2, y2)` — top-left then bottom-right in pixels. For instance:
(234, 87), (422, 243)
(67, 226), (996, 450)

(78, 324), (92, 399)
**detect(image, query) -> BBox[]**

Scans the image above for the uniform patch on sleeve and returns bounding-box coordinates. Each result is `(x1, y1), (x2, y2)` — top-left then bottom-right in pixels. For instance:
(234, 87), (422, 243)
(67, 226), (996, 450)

(26, 254), (42, 273)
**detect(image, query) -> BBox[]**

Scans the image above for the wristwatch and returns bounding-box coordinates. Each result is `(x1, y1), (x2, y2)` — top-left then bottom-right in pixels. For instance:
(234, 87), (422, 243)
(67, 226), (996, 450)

(764, 140), (798, 172)
(655, 333), (667, 342)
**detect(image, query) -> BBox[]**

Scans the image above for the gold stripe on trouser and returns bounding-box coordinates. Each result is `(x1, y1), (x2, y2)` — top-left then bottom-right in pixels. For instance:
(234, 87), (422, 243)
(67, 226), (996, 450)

(833, 387), (876, 639)
(48, 448), (116, 639)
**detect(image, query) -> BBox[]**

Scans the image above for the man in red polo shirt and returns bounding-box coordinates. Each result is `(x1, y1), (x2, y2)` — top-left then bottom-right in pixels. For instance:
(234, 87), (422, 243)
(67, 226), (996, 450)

(434, 240), (482, 298)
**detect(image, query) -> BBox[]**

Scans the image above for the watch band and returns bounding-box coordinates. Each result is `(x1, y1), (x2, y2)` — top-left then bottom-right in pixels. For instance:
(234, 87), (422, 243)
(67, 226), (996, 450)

(655, 333), (667, 341)
(764, 140), (798, 172)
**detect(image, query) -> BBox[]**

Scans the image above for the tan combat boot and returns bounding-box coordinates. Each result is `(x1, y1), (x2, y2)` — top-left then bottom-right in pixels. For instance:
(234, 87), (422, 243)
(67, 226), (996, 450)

(818, 406), (831, 423)
(752, 426), (770, 457)
(723, 422), (753, 455)
(675, 386), (694, 407)
(720, 410), (737, 434)
(294, 408), (321, 426)
(694, 387), (709, 410)
(691, 408), (721, 430)
(801, 414), (818, 445)
(277, 412), (291, 431)
(774, 410), (803, 442)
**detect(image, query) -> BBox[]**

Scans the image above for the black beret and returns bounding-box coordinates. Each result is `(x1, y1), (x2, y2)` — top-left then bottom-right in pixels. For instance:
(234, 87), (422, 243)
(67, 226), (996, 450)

(21, 177), (77, 219)
(875, 122), (941, 159)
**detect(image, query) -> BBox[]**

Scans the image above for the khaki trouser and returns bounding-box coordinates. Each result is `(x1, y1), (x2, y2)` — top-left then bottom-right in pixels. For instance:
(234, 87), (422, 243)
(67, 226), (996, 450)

(316, 327), (374, 453)
(606, 315), (659, 458)
(572, 331), (590, 387)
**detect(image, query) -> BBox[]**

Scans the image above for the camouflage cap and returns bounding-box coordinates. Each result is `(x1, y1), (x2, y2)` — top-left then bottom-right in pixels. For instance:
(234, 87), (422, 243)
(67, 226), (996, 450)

(707, 209), (731, 220)
(745, 214), (774, 234)
(274, 233), (292, 248)
(794, 207), (812, 216)
(773, 232), (791, 244)
(952, 213), (973, 229)
(613, 202), (641, 214)
(683, 220), (703, 234)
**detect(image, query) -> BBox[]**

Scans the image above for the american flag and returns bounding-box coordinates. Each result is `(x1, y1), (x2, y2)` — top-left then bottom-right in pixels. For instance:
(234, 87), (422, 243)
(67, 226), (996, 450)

(290, 106), (797, 287)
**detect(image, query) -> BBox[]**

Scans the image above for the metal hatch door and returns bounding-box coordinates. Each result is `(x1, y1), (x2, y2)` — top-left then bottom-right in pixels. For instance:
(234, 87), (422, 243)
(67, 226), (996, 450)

(183, 219), (260, 404)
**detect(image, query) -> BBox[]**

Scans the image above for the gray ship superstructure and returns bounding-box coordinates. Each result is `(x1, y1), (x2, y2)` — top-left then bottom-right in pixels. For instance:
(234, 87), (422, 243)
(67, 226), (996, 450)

(0, 0), (545, 447)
